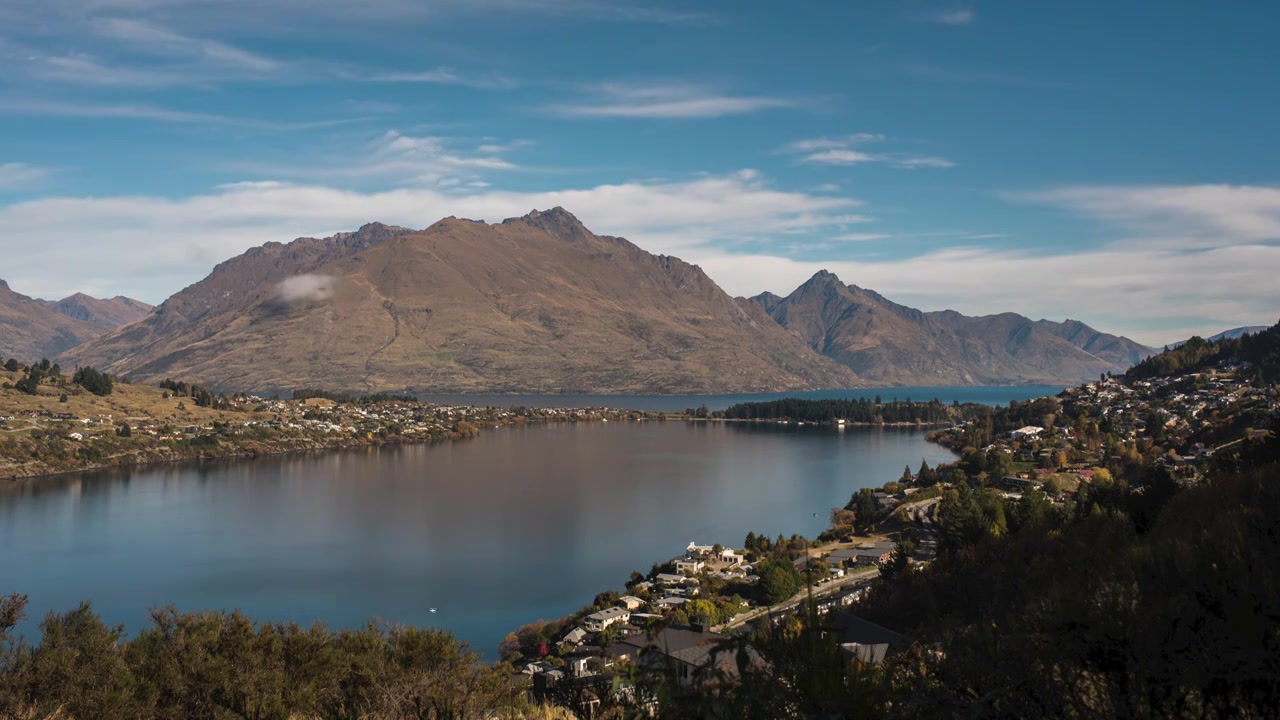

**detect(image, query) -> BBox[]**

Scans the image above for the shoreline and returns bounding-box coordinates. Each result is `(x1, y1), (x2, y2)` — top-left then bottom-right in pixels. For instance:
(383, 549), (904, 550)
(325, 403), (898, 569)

(0, 414), (650, 485)
(2, 414), (957, 485)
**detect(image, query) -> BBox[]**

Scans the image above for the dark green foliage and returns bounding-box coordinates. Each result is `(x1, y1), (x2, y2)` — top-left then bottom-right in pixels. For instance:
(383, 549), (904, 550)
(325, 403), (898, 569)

(720, 397), (991, 424)
(3, 358), (18, 372)
(757, 559), (802, 605)
(13, 369), (40, 395)
(292, 388), (417, 404)
(117, 423), (132, 438)
(0, 602), (511, 719)
(159, 379), (226, 408)
(1129, 319), (1280, 382)
(73, 366), (114, 396)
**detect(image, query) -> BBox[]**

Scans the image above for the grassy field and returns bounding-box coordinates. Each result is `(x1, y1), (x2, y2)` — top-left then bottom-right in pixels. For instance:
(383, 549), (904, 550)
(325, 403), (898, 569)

(0, 368), (270, 434)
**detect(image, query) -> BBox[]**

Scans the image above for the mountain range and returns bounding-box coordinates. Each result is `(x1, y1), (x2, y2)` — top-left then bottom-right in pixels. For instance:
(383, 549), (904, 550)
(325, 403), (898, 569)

(5, 208), (1163, 392)
(38, 294), (153, 334)
(0, 281), (151, 361)
(750, 270), (1155, 386)
(1167, 326), (1271, 350)
(61, 209), (857, 394)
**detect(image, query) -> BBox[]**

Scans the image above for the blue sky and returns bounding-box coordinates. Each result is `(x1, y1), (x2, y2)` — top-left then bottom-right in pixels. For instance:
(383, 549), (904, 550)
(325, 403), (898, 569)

(0, 0), (1276, 345)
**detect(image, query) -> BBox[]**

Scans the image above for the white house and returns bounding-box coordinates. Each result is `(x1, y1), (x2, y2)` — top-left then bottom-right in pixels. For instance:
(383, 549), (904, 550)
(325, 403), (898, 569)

(1010, 425), (1044, 440)
(618, 595), (645, 611)
(583, 607), (630, 633)
(673, 557), (705, 575)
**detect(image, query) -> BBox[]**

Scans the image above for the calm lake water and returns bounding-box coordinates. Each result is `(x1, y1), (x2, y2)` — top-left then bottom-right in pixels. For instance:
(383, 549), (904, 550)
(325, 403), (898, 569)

(1, 422), (961, 657)
(418, 385), (1066, 412)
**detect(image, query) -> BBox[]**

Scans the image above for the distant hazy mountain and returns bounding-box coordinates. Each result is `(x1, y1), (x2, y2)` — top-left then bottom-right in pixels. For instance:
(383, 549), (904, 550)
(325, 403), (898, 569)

(62, 209), (858, 394)
(41, 293), (153, 334)
(1168, 326), (1271, 349)
(750, 270), (1155, 386)
(0, 280), (104, 361)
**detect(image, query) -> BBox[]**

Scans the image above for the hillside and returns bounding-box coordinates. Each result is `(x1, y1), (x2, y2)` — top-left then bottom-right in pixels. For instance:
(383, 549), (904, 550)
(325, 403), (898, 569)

(0, 280), (105, 361)
(62, 209), (859, 394)
(751, 270), (1152, 386)
(40, 293), (153, 333)
(1129, 319), (1280, 382)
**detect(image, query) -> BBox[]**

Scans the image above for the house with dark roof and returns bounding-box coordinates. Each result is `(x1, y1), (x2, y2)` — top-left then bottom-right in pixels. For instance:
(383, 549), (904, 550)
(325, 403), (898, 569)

(823, 612), (911, 666)
(610, 625), (752, 688)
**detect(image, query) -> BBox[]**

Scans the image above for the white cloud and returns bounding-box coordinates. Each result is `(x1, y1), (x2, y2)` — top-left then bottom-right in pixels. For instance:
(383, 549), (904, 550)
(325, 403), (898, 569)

(920, 9), (975, 25)
(0, 163), (52, 190)
(4, 175), (1274, 346)
(805, 149), (879, 165)
(785, 134), (954, 169)
(546, 83), (794, 118)
(832, 233), (891, 242)
(1024, 184), (1280, 246)
(694, 243), (1280, 346)
(0, 171), (858, 301)
(785, 134), (885, 152)
(894, 156), (956, 169)
(274, 273), (335, 306)
(230, 130), (525, 186)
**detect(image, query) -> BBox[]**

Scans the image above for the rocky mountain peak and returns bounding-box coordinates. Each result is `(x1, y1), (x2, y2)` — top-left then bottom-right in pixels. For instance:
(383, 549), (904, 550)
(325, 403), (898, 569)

(509, 207), (592, 244)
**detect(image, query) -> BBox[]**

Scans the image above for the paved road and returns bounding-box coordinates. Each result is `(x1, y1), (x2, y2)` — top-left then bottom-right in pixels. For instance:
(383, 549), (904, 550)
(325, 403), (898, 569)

(715, 567), (880, 633)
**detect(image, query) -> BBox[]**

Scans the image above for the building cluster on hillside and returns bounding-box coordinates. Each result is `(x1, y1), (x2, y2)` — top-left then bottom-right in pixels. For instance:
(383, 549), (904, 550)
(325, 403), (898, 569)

(520, 540), (904, 715)
(969, 363), (1279, 491)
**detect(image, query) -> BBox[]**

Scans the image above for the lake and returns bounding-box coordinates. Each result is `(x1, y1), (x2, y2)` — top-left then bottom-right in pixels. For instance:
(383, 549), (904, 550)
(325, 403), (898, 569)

(417, 385), (1067, 412)
(1, 422), (955, 656)
(1, 385), (1057, 657)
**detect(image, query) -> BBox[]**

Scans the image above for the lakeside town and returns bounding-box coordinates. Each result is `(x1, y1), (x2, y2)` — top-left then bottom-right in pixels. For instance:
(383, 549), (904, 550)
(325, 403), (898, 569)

(497, 344), (1280, 716)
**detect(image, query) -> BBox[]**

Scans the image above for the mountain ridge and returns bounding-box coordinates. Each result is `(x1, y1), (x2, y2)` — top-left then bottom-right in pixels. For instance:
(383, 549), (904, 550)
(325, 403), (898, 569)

(40, 293), (154, 333)
(62, 210), (859, 394)
(750, 270), (1155, 386)
(0, 282), (105, 361)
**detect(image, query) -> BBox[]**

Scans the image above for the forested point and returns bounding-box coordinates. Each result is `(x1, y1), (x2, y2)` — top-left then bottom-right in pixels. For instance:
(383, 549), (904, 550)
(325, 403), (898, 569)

(718, 397), (991, 424)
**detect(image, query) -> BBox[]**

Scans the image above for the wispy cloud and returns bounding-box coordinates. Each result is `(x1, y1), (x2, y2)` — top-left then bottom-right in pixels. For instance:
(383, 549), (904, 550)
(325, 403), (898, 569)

(1023, 184), (1280, 247)
(27, 53), (188, 87)
(832, 232), (892, 242)
(94, 18), (280, 72)
(546, 83), (795, 119)
(11, 0), (706, 31)
(0, 98), (364, 130)
(227, 130), (527, 186)
(0, 163), (52, 191)
(784, 134), (954, 169)
(360, 66), (517, 90)
(919, 9), (975, 25)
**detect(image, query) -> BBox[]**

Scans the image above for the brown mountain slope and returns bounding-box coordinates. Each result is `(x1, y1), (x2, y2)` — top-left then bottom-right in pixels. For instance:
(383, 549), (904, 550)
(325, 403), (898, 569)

(752, 271), (1146, 386)
(0, 280), (104, 361)
(63, 209), (859, 394)
(41, 293), (154, 333)
(1033, 318), (1156, 367)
